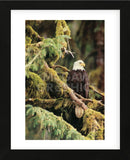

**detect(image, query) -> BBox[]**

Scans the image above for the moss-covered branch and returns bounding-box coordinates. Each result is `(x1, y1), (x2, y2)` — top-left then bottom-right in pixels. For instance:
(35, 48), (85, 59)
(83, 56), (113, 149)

(26, 25), (42, 44)
(25, 65), (105, 139)
(89, 85), (104, 97)
(25, 51), (41, 68)
(52, 65), (70, 72)
(75, 92), (104, 107)
(43, 60), (88, 110)
(26, 97), (73, 110)
(26, 41), (44, 48)
(81, 108), (104, 139)
(26, 98), (56, 109)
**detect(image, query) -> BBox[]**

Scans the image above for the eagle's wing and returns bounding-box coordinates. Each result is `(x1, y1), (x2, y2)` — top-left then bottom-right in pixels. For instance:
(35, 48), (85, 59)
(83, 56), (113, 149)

(67, 70), (89, 98)
(83, 71), (89, 98)
(67, 70), (73, 87)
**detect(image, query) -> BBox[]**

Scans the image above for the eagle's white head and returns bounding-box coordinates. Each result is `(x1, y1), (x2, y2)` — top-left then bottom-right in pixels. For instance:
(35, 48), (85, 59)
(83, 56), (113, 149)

(73, 60), (85, 71)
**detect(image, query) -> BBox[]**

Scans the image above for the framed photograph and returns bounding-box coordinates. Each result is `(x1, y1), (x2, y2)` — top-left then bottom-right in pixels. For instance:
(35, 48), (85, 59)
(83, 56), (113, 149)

(1, 0), (130, 159)
(11, 9), (119, 149)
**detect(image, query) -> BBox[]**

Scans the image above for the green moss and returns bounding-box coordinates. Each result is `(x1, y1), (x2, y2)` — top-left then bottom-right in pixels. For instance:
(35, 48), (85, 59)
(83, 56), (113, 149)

(95, 128), (104, 140)
(26, 25), (42, 43)
(87, 100), (102, 111)
(26, 36), (32, 45)
(26, 72), (50, 99)
(88, 89), (96, 99)
(26, 98), (57, 109)
(54, 99), (64, 110)
(26, 20), (43, 32)
(81, 108), (104, 139)
(86, 130), (96, 140)
(42, 66), (71, 96)
(56, 20), (71, 37)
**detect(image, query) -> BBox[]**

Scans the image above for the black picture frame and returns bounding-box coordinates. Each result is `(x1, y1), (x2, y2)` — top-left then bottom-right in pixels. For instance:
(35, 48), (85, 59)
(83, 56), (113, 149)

(1, 0), (130, 159)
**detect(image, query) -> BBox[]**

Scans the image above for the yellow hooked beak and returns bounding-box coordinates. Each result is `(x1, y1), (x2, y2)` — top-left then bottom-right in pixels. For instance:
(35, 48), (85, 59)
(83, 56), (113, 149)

(81, 62), (85, 67)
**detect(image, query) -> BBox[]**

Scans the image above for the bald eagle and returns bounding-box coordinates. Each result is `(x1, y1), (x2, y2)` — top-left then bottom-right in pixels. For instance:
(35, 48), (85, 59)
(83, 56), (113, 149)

(67, 60), (89, 98)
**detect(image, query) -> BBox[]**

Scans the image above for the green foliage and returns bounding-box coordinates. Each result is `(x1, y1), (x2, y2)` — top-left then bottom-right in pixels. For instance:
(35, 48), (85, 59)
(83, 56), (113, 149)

(26, 34), (71, 72)
(41, 35), (70, 66)
(26, 105), (86, 140)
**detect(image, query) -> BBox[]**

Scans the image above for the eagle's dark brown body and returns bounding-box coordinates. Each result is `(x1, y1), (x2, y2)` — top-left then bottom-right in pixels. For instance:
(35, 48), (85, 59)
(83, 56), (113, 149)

(67, 70), (89, 98)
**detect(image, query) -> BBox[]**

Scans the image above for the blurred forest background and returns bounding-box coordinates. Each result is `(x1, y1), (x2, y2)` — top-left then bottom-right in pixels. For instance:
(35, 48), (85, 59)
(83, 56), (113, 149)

(61, 20), (104, 91)
(25, 20), (105, 140)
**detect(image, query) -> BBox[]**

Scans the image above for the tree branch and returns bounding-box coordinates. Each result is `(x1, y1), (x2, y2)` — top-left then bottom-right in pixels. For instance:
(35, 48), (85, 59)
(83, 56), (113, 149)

(26, 98), (57, 109)
(89, 85), (105, 97)
(52, 65), (70, 72)
(43, 61), (88, 110)
(74, 92), (104, 107)
(25, 51), (41, 68)
(26, 41), (44, 48)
